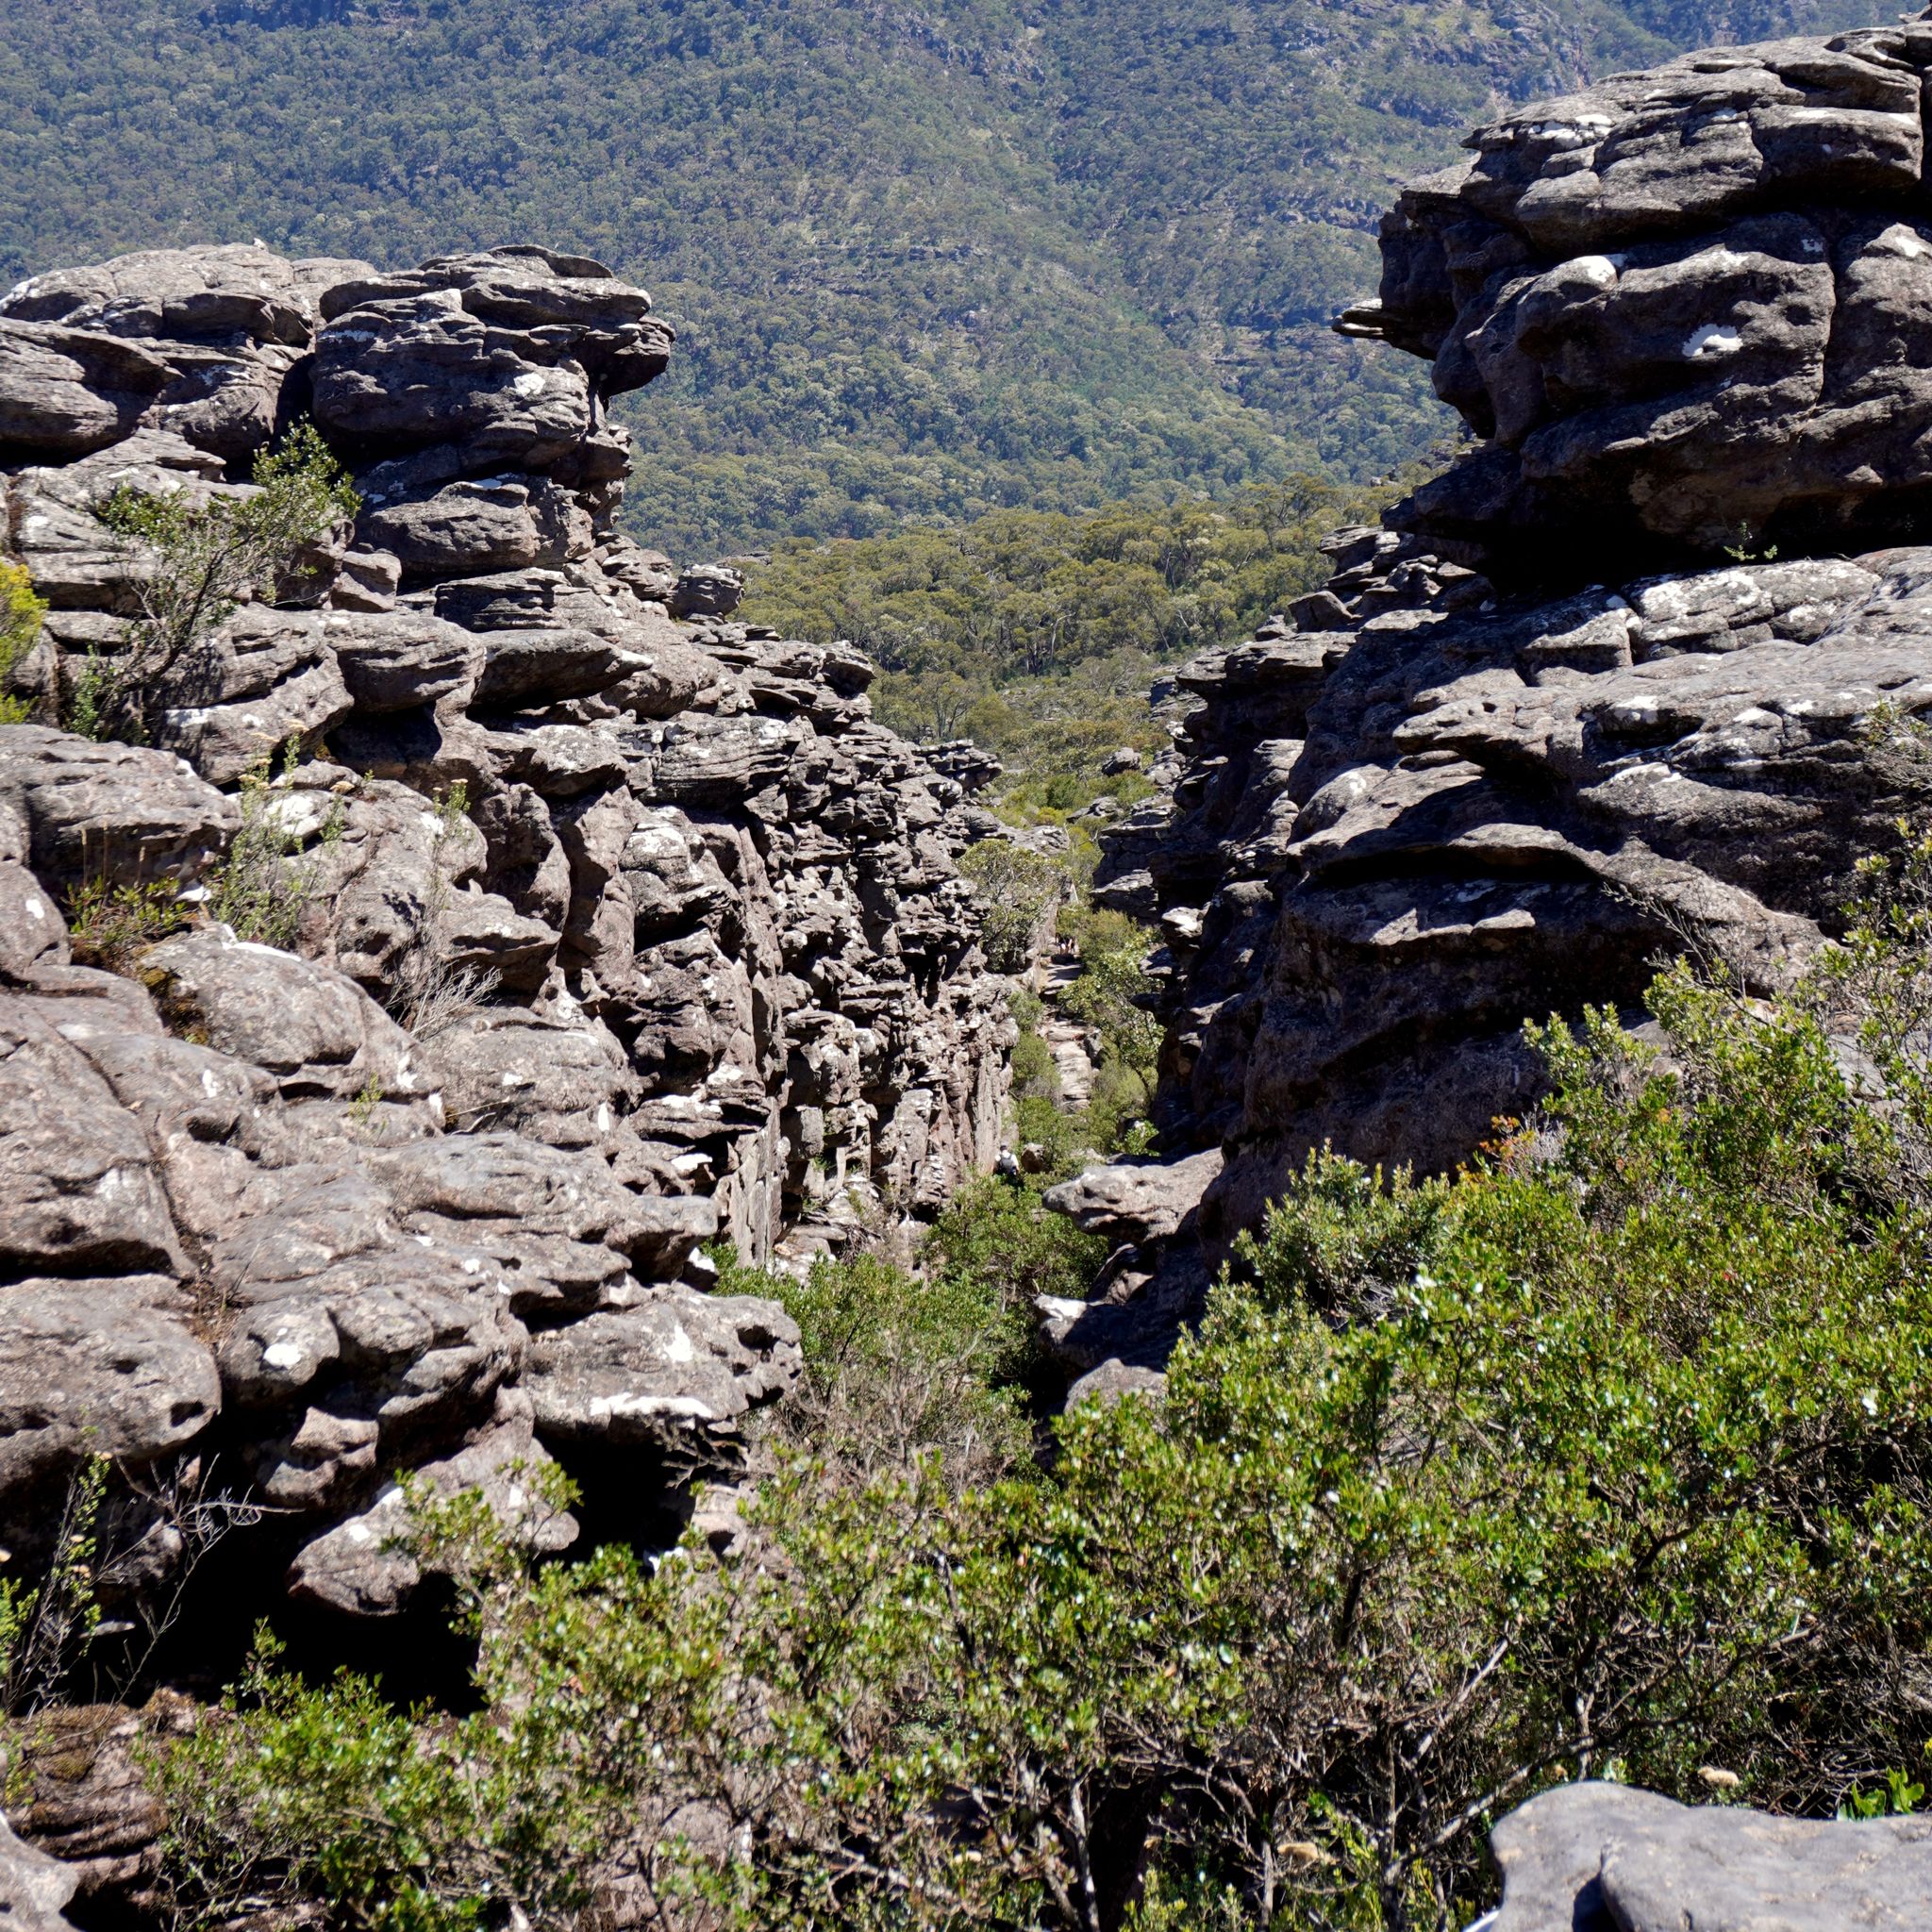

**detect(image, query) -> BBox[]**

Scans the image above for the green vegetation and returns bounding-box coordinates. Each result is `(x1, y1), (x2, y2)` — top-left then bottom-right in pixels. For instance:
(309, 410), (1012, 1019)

(715, 1181), (1103, 1486)
(146, 817), (1932, 1930)
(0, 0), (1886, 554)
(207, 741), (344, 948)
(1, 1460), (108, 1720)
(67, 740), (344, 960)
(742, 477), (1394, 758)
(63, 875), (190, 971)
(0, 560), (45, 724)
(958, 839), (1066, 973)
(1055, 904), (1162, 1150)
(80, 425), (357, 744)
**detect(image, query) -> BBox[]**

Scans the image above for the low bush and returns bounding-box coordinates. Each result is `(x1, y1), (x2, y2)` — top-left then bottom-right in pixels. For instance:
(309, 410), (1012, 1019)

(150, 834), (1932, 1932)
(959, 838), (1067, 974)
(76, 424), (356, 743)
(208, 742), (342, 948)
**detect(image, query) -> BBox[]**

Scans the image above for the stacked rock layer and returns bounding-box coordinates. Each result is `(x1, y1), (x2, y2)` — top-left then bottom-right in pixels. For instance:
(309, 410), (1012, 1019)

(0, 242), (1009, 1623)
(1353, 22), (1932, 577)
(1084, 22), (1932, 1307)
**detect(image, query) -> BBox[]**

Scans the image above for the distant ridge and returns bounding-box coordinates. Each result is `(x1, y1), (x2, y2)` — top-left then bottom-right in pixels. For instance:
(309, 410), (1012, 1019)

(0, 0), (1886, 551)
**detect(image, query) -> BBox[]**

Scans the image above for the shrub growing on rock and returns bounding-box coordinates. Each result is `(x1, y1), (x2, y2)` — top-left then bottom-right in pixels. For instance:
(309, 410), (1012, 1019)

(153, 835), (1932, 1932)
(0, 558), (45, 723)
(78, 424), (357, 743)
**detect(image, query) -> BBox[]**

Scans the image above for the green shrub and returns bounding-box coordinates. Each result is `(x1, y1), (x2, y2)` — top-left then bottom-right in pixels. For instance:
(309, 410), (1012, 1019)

(1010, 1025), (1061, 1102)
(959, 838), (1067, 973)
(926, 1171), (1110, 1316)
(0, 558), (45, 724)
(759, 1246), (1034, 1485)
(155, 835), (1932, 1931)
(77, 424), (357, 743)
(207, 741), (342, 949)
(62, 875), (189, 971)
(1233, 1147), (1453, 1320)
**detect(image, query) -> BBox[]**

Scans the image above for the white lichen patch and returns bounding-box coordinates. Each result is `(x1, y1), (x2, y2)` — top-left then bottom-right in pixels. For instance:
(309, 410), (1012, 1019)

(1684, 324), (1743, 358)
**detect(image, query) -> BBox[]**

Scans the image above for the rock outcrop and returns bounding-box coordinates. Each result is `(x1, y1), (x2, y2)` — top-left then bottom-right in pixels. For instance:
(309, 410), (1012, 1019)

(1486, 1781), (1932, 1932)
(0, 242), (1009, 1633)
(1348, 23), (1932, 581)
(1080, 20), (1932, 1334)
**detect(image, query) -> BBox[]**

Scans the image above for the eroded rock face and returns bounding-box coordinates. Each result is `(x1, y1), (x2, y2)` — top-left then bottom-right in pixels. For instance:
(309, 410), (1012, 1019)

(1091, 25), (1932, 1258)
(0, 239), (1009, 1643)
(1348, 25), (1932, 577)
(1487, 1781), (1932, 1932)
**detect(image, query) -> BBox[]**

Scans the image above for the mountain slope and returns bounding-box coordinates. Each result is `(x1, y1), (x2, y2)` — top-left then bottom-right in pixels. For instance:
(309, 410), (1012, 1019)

(0, 0), (1885, 552)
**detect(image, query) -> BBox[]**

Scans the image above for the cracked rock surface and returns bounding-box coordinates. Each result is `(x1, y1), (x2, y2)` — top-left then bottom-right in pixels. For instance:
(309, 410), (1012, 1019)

(1076, 23), (1932, 1357)
(0, 240), (1010, 1638)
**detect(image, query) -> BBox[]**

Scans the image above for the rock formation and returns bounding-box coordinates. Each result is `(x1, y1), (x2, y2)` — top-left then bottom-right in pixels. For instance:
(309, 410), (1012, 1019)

(0, 242), (1009, 1633)
(1484, 1781), (1932, 1932)
(1356, 23), (1932, 580)
(1077, 18), (1932, 1354)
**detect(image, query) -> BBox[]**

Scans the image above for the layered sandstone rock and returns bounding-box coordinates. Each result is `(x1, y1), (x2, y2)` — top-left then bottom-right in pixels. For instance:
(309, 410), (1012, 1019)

(1077, 23), (1932, 1354)
(1486, 1781), (1932, 1932)
(0, 242), (1009, 1631)
(1343, 23), (1932, 578)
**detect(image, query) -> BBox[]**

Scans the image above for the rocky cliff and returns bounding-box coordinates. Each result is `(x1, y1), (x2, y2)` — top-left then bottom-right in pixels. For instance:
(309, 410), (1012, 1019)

(1080, 17), (1932, 1340)
(0, 242), (1009, 1632)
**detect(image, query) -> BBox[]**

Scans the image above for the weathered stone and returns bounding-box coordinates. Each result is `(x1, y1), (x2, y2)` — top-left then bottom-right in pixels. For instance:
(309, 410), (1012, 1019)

(0, 725), (236, 887)
(1043, 1148), (1223, 1245)
(0, 1275), (217, 1491)
(359, 477), (592, 585)
(0, 234), (1014, 1635)
(0, 997), (186, 1278)
(155, 605), (354, 784)
(141, 927), (420, 1101)
(1363, 30), (1932, 575)
(1489, 1780), (1932, 1932)
(287, 1404), (577, 1616)
(323, 608), (482, 710)
(524, 1286), (801, 1453)
(0, 319), (170, 458)
(2, 242), (368, 345)
(409, 1008), (634, 1144)
(669, 562), (742, 619)
(9, 1703), (170, 1919)
(0, 1807), (80, 1932)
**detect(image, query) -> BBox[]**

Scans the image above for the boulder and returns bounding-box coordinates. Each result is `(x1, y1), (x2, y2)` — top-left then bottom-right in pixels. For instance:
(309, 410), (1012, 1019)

(0, 242), (369, 344)
(287, 1405), (577, 1616)
(0, 999), (186, 1279)
(0, 1810), (79, 1932)
(1043, 1148), (1223, 1245)
(0, 234), (1015, 1635)
(141, 927), (420, 1101)
(323, 607), (482, 710)
(669, 562), (743, 619)
(1489, 1781), (1932, 1932)
(523, 1286), (801, 1454)
(0, 726), (235, 887)
(8, 1703), (171, 1921)
(0, 320), (169, 458)
(1361, 25), (1932, 575)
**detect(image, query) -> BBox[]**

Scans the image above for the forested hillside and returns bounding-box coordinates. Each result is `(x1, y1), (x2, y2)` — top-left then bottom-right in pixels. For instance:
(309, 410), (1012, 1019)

(0, 0), (1885, 554)
(741, 474), (1395, 762)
